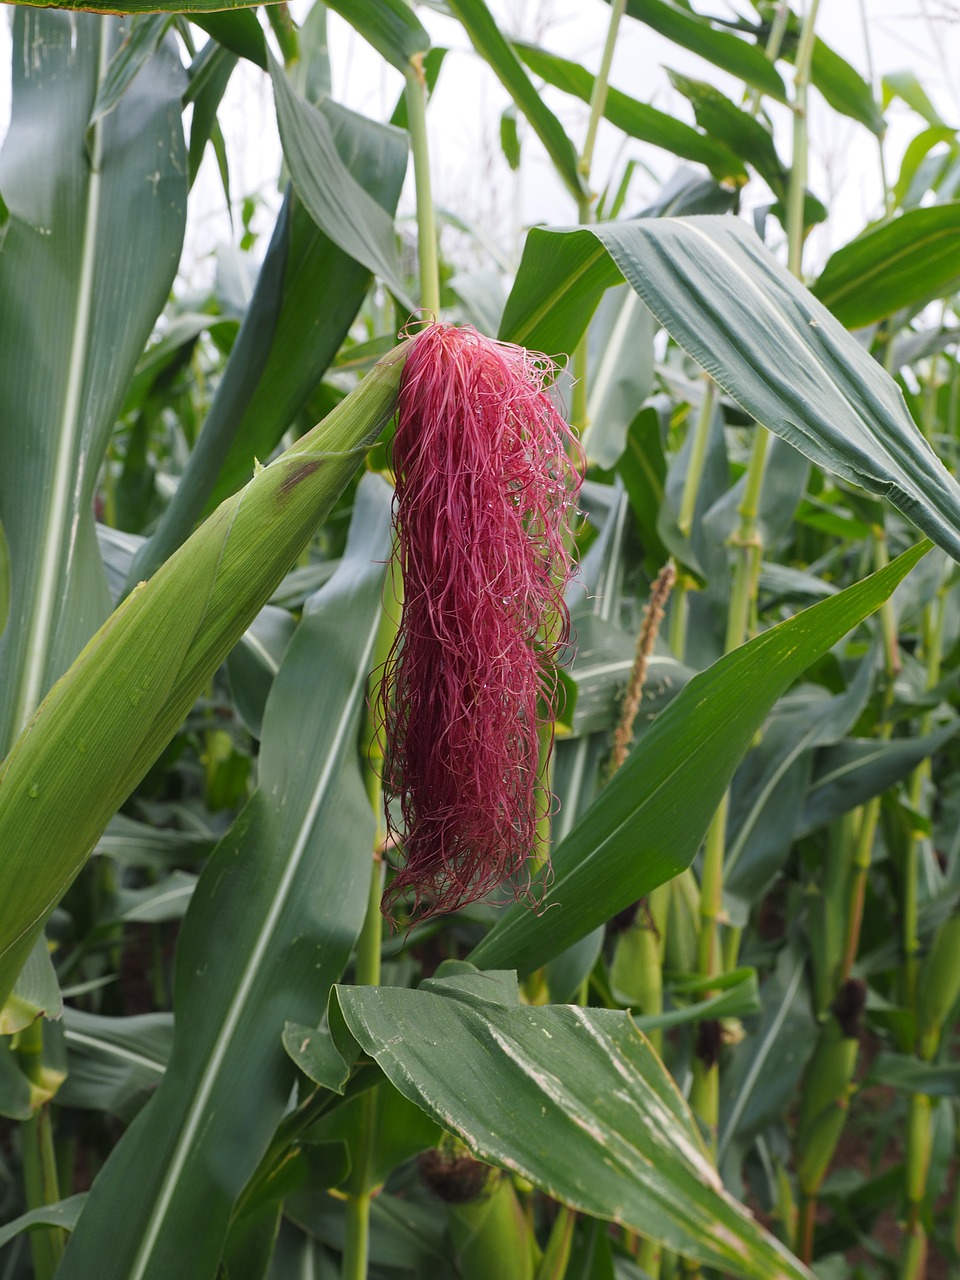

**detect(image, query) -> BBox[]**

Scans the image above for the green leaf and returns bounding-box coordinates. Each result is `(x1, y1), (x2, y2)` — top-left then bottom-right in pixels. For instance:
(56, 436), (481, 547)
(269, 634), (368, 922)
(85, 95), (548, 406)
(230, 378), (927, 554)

(718, 946), (815, 1176)
(57, 477), (394, 1280)
(723, 663), (874, 922)
(580, 216), (960, 563)
(619, 0), (787, 102)
(0, 1196), (87, 1250)
(0, 11), (187, 754)
(268, 52), (411, 307)
(90, 13), (171, 126)
(812, 204), (960, 329)
(186, 41), (239, 187)
(0, 1037), (33, 1120)
(129, 193), (292, 582)
(191, 10), (266, 68)
(324, 0), (430, 74)
(514, 42), (747, 184)
(0, 347), (406, 1006)
(667, 70), (785, 193)
(444, 0), (584, 202)
(632, 967), (760, 1031)
(866, 1053), (960, 1097)
(305, 1080), (442, 1196)
(282, 1022), (352, 1094)
(0, 936), (63, 1035)
(499, 230), (621, 355)
(206, 102), (408, 513)
(333, 975), (811, 1279)
(798, 720), (960, 836)
(58, 1009), (171, 1121)
(506, 213), (960, 563)
(227, 604), (298, 739)
(883, 70), (946, 127)
(809, 37), (885, 136)
(892, 127), (957, 210)
(469, 543), (928, 975)
(618, 406), (670, 573)
(500, 104), (521, 170)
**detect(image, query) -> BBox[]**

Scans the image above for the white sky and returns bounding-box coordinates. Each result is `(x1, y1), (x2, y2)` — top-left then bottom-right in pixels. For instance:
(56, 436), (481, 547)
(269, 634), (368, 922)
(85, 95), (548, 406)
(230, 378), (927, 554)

(2, 2), (959, 285)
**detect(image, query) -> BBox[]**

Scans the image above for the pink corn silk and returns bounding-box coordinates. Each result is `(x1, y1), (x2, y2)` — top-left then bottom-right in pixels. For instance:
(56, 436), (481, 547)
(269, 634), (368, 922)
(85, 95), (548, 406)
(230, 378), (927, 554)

(379, 323), (584, 919)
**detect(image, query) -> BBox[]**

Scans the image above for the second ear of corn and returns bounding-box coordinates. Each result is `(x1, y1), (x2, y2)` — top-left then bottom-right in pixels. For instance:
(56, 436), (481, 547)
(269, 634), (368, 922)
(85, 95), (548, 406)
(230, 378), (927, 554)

(796, 978), (865, 1196)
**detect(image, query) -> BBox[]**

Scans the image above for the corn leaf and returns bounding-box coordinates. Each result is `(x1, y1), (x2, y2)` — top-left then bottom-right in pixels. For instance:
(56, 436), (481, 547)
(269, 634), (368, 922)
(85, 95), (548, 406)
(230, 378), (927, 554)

(501, 217), (960, 563)
(0, 10), (187, 753)
(0, 349), (407, 1007)
(514, 42), (747, 184)
(57, 477), (392, 1280)
(470, 543), (928, 974)
(617, 0), (787, 102)
(812, 203), (960, 329)
(333, 971), (812, 1280)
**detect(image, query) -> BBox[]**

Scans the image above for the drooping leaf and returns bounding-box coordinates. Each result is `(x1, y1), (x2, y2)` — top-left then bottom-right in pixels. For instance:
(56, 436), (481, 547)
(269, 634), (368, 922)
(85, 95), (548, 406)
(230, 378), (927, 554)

(469, 543), (927, 974)
(332, 973), (811, 1279)
(798, 720), (960, 836)
(808, 37), (885, 136)
(866, 1053), (960, 1097)
(268, 52), (411, 307)
(0, 1197), (88, 1250)
(883, 70), (946, 127)
(667, 70), (785, 193)
(527, 217), (960, 564)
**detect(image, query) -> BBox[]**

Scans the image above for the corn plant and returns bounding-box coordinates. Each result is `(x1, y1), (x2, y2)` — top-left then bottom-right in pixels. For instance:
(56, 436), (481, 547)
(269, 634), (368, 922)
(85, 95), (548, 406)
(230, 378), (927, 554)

(0, 2), (959, 1280)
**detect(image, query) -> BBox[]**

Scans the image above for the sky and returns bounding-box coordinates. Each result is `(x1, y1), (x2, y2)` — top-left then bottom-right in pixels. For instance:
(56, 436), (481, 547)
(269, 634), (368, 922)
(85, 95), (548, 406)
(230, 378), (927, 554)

(1, 1), (959, 286)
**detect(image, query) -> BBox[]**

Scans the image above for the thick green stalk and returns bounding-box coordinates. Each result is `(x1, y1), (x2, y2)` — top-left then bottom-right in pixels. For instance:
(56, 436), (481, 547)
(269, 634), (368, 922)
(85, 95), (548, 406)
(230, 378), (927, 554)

(341, 564), (400, 1280)
(571, 0), (627, 434)
(786, 0), (821, 278)
(579, 0), (627, 182)
(857, 0), (891, 215)
(839, 533), (897, 985)
(903, 584), (946, 1005)
(678, 379), (718, 538)
(266, 3), (299, 68)
(15, 1022), (64, 1280)
(404, 55), (440, 316)
(902, 1093), (933, 1280)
